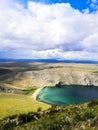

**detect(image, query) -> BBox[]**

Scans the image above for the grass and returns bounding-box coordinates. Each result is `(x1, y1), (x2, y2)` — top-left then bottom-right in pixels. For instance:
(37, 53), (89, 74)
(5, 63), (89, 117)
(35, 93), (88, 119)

(14, 101), (98, 130)
(0, 93), (98, 130)
(0, 92), (50, 121)
(22, 88), (37, 95)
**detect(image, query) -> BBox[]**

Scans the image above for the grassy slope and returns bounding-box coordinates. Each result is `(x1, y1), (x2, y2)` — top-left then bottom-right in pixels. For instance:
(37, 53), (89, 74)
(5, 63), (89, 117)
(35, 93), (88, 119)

(14, 101), (98, 130)
(0, 92), (50, 121)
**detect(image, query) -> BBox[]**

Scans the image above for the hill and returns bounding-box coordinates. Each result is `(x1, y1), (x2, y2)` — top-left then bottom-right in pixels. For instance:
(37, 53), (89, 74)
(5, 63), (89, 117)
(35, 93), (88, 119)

(0, 62), (98, 90)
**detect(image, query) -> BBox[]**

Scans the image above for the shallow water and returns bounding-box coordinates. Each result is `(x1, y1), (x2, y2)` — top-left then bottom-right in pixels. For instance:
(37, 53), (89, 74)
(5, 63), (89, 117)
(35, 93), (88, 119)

(37, 85), (98, 106)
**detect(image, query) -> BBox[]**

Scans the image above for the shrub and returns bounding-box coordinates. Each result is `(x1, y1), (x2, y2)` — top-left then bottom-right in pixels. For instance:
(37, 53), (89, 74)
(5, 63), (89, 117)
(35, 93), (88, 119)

(37, 107), (42, 112)
(88, 99), (98, 107)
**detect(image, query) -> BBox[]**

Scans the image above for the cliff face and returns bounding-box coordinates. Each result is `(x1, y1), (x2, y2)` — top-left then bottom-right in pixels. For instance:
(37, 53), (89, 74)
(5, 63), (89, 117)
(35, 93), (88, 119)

(13, 69), (98, 87)
(0, 63), (98, 88)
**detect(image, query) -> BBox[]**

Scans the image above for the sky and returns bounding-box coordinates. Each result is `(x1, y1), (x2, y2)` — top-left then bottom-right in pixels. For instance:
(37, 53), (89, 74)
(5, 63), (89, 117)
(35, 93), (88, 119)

(0, 0), (98, 60)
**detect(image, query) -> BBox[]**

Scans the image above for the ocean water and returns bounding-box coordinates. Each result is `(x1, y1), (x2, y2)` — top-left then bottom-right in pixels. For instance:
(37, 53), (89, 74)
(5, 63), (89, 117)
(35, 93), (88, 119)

(37, 85), (98, 106)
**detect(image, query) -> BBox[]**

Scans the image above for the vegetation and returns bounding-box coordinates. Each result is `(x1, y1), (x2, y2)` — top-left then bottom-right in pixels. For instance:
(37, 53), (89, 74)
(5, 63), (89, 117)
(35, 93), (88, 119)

(0, 92), (50, 121)
(88, 99), (98, 107)
(0, 99), (98, 130)
(22, 88), (37, 95)
(1, 63), (98, 130)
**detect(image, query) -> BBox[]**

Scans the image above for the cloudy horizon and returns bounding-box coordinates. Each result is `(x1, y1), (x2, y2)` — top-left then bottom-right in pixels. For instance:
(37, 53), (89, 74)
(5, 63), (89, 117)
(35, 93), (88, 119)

(0, 0), (98, 61)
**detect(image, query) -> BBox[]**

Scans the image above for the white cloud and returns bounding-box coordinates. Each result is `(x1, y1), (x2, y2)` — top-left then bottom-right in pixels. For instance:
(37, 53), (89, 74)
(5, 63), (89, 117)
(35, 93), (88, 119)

(32, 48), (98, 61)
(0, 0), (98, 60)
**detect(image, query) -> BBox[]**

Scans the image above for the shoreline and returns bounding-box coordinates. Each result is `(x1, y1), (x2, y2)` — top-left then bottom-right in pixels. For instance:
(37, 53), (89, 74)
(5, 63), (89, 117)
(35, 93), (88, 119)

(32, 87), (44, 100)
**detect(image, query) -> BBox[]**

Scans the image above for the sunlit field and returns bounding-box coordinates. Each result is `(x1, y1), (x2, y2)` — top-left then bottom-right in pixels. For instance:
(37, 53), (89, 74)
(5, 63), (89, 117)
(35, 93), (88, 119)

(0, 92), (50, 121)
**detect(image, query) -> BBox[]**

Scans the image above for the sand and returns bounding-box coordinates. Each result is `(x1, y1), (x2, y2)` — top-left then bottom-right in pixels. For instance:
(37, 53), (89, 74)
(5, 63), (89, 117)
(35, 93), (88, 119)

(32, 87), (44, 100)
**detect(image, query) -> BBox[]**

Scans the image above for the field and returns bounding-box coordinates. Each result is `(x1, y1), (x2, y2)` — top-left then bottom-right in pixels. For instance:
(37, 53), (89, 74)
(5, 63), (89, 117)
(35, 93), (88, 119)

(0, 92), (50, 121)
(4, 100), (98, 130)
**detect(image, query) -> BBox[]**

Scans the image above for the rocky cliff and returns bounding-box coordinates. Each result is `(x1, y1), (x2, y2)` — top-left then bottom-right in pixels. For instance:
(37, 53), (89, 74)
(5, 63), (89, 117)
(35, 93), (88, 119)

(0, 62), (98, 88)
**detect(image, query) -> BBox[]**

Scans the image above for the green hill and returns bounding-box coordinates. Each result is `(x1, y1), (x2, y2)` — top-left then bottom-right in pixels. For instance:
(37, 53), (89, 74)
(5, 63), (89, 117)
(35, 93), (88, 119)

(1, 99), (98, 130)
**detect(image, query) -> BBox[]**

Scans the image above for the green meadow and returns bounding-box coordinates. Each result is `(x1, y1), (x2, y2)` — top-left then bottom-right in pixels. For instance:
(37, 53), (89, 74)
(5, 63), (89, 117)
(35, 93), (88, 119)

(0, 92), (50, 121)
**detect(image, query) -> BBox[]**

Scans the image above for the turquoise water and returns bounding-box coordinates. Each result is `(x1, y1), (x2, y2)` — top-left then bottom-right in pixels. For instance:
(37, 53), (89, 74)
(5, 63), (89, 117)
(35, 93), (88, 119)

(37, 85), (98, 106)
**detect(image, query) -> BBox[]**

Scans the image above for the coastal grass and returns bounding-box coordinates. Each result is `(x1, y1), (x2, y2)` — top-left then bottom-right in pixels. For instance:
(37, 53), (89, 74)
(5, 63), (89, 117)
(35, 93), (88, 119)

(0, 92), (50, 121)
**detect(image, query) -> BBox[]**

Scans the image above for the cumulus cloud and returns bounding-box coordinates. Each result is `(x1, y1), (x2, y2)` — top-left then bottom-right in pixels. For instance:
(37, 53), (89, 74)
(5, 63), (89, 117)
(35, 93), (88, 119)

(0, 0), (98, 60)
(32, 49), (98, 61)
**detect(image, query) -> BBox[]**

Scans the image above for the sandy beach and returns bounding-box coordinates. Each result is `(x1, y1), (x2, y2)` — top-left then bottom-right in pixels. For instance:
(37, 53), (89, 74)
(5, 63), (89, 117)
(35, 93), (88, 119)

(32, 87), (44, 100)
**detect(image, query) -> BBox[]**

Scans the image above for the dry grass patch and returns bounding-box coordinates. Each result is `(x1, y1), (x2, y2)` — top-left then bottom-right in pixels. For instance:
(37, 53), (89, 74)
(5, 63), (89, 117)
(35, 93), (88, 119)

(0, 92), (50, 121)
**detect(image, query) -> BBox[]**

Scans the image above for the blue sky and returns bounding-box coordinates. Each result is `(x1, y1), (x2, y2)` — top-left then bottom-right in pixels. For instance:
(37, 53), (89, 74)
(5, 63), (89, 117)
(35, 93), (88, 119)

(21, 0), (98, 12)
(0, 0), (98, 60)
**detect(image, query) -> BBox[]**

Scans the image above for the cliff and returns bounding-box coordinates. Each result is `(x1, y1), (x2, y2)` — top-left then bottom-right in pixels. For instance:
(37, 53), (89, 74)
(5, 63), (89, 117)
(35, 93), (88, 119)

(0, 62), (98, 89)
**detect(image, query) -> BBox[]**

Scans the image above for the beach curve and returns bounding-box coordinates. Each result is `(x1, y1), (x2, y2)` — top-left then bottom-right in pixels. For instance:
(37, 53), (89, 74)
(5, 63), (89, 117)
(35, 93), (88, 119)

(32, 87), (44, 100)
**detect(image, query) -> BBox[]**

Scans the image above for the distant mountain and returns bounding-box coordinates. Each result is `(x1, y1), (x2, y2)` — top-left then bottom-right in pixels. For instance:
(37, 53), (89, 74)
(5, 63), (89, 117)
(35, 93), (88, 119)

(0, 58), (98, 64)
